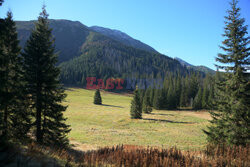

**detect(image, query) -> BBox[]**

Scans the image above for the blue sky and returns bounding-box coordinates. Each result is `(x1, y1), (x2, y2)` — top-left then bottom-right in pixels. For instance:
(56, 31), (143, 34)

(0, 0), (249, 70)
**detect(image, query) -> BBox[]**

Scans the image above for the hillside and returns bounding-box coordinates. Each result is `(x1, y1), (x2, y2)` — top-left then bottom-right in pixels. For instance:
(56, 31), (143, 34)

(59, 33), (189, 86)
(16, 19), (204, 87)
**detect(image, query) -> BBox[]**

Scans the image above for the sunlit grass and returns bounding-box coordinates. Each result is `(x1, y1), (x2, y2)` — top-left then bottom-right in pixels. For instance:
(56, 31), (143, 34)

(64, 88), (210, 150)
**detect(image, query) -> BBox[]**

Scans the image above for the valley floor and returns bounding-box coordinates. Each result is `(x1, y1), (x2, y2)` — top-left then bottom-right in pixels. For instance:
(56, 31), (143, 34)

(64, 88), (211, 151)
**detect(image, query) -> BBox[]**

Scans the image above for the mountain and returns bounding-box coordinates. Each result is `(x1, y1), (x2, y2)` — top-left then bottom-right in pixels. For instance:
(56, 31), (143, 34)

(16, 20), (157, 63)
(174, 57), (215, 74)
(90, 26), (157, 53)
(16, 19), (201, 87)
(16, 19), (90, 63)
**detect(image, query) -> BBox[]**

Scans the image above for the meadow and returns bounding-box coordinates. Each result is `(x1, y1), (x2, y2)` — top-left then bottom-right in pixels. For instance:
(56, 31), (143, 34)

(64, 88), (211, 151)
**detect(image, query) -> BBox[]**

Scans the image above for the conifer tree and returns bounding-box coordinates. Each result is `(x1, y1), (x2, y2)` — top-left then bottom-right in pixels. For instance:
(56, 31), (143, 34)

(175, 76), (182, 107)
(193, 87), (202, 110)
(0, 0), (6, 147)
(207, 85), (214, 110)
(205, 0), (250, 146)
(180, 78), (188, 107)
(0, 11), (31, 142)
(22, 6), (70, 147)
(201, 84), (209, 109)
(94, 89), (102, 105)
(138, 89), (145, 105)
(4, 11), (31, 141)
(149, 88), (154, 107)
(130, 89), (142, 119)
(0, 6), (5, 141)
(207, 76), (216, 110)
(153, 89), (161, 110)
(166, 81), (177, 109)
(142, 89), (152, 113)
(187, 73), (199, 103)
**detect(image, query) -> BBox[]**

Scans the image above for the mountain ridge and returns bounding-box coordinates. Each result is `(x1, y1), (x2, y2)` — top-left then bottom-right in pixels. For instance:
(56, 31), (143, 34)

(174, 57), (215, 74)
(16, 19), (158, 63)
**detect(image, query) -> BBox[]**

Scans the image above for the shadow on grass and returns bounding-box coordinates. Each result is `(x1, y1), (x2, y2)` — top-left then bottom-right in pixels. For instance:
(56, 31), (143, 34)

(149, 113), (174, 116)
(142, 118), (194, 124)
(102, 104), (124, 108)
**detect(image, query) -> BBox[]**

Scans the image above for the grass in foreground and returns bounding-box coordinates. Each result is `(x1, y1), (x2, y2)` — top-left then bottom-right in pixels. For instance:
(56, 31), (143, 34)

(64, 88), (211, 151)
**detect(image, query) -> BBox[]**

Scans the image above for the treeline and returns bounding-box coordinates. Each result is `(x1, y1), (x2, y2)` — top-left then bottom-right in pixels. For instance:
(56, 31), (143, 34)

(135, 72), (215, 111)
(0, 3), (70, 149)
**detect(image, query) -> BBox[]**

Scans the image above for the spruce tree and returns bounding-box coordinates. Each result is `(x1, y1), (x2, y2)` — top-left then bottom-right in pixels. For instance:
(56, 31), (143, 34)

(4, 11), (31, 141)
(193, 87), (202, 110)
(205, 0), (250, 146)
(149, 88), (154, 107)
(0, 11), (31, 142)
(201, 84), (209, 109)
(202, 74), (213, 109)
(142, 89), (152, 113)
(153, 89), (161, 110)
(94, 89), (102, 105)
(179, 89), (185, 107)
(207, 75), (215, 110)
(180, 77), (188, 107)
(130, 89), (142, 119)
(166, 82), (177, 110)
(0, 10), (5, 141)
(22, 6), (70, 147)
(175, 76), (182, 107)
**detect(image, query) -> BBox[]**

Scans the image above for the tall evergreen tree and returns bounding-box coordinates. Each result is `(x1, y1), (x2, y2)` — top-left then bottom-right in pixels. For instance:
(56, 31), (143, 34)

(206, 74), (215, 110)
(193, 87), (202, 110)
(180, 78), (188, 107)
(207, 84), (214, 110)
(22, 6), (70, 147)
(94, 89), (102, 105)
(175, 76), (182, 107)
(205, 0), (250, 146)
(187, 73), (199, 103)
(0, 5), (5, 141)
(149, 88), (154, 107)
(201, 84), (209, 109)
(4, 11), (31, 141)
(166, 81), (177, 109)
(153, 89), (161, 110)
(142, 89), (152, 113)
(0, 0), (5, 147)
(130, 89), (142, 119)
(0, 11), (31, 142)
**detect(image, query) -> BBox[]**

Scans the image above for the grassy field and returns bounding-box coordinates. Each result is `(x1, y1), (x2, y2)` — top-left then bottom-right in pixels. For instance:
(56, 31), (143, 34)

(64, 88), (211, 151)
